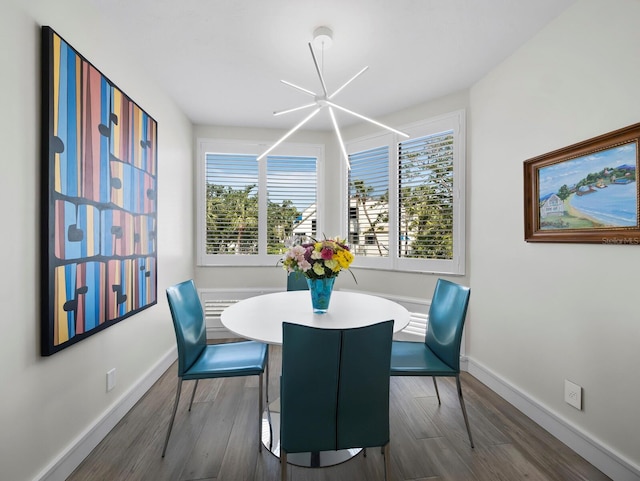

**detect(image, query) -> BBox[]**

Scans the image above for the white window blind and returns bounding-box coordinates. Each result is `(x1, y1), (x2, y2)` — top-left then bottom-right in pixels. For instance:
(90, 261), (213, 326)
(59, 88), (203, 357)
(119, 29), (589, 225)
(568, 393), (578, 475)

(345, 110), (465, 275)
(398, 131), (454, 260)
(348, 146), (390, 257)
(205, 153), (259, 255)
(266, 155), (317, 254)
(197, 139), (323, 266)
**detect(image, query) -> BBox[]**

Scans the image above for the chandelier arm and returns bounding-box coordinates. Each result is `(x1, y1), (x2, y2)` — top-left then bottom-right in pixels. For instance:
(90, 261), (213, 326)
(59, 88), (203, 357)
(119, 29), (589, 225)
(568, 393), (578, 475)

(257, 108), (322, 161)
(274, 102), (317, 117)
(325, 101), (410, 138)
(308, 42), (328, 96)
(281, 80), (317, 97)
(328, 107), (350, 170)
(329, 66), (369, 100)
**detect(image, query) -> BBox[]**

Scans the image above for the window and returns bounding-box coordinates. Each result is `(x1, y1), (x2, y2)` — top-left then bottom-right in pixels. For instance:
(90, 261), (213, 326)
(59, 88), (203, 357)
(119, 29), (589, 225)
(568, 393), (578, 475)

(346, 110), (465, 274)
(348, 145), (390, 258)
(198, 140), (323, 266)
(205, 153), (259, 255)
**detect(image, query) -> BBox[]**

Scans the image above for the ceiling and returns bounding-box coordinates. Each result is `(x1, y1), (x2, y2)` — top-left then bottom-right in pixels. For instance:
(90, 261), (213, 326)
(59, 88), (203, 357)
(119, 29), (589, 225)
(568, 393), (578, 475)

(91, 0), (575, 131)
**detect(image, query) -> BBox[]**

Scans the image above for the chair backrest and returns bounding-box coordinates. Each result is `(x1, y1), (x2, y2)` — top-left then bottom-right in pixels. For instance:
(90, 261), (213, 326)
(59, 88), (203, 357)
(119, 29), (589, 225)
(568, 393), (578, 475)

(166, 280), (207, 377)
(280, 320), (394, 454)
(424, 278), (471, 372)
(286, 271), (309, 291)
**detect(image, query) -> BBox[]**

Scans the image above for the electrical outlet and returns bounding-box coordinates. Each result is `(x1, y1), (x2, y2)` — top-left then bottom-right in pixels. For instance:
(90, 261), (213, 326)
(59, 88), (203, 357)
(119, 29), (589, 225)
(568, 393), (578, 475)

(564, 379), (582, 410)
(106, 368), (117, 392)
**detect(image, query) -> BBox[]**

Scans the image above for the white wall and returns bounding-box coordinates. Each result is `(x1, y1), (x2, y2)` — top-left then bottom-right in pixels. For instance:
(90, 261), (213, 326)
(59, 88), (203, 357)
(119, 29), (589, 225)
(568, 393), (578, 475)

(0, 2), (194, 480)
(468, 0), (640, 476)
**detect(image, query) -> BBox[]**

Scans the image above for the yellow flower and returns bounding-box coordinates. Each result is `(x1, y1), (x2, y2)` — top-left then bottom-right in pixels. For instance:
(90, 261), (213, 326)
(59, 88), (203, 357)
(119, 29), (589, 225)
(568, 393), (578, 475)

(335, 249), (354, 269)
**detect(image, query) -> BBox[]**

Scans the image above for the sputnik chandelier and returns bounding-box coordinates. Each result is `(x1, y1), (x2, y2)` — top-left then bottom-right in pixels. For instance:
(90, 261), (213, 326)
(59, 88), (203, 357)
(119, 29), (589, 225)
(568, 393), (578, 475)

(257, 26), (409, 168)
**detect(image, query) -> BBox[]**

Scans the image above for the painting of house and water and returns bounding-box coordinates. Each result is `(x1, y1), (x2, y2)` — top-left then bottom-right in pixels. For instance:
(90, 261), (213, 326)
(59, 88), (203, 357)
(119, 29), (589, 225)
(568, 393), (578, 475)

(524, 122), (640, 244)
(538, 143), (637, 230)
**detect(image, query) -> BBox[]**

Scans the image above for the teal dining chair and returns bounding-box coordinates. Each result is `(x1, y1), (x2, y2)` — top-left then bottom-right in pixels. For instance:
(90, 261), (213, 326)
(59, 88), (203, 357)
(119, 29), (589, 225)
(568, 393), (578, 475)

(162, 280), (268, 457)
(286, 271), (309, 291)
(390, 278), (474, 448)
(280, 320), (394, 481)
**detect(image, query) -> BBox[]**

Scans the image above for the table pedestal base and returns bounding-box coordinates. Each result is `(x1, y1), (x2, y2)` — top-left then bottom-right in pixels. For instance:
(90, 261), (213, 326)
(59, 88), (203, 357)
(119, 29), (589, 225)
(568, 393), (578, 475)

(261, 399), (361, 467)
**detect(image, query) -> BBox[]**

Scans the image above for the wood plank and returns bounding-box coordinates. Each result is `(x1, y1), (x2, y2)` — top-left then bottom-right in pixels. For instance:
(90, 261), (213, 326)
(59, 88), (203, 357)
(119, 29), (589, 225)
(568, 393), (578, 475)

(214, 380), (261, 480)
(180, 376), (245, 480)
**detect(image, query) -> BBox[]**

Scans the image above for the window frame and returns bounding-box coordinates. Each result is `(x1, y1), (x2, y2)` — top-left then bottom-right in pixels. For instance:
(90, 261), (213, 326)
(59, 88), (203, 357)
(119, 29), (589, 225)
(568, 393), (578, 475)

(197, 139), (325, 266)
(344, 110), (466, 275)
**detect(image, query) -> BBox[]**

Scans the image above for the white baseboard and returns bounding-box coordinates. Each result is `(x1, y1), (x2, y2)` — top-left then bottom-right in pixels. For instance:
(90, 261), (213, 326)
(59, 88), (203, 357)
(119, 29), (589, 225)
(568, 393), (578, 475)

(34, 346), (177, 481)
(467, 358), (640, 481)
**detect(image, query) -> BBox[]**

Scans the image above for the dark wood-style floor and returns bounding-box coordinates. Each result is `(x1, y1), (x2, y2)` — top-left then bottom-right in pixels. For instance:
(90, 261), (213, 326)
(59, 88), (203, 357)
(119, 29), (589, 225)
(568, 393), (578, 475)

(69, 344), (610, 481)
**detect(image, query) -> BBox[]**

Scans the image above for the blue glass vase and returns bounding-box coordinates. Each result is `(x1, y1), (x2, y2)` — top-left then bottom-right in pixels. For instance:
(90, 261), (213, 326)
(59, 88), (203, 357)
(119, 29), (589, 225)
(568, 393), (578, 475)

(306, 277), (336, 314)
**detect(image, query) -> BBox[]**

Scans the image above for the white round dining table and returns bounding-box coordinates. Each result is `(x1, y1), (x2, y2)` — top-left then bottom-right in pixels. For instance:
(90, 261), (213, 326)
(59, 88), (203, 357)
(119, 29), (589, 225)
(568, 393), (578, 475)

(220, 290), (410, 345)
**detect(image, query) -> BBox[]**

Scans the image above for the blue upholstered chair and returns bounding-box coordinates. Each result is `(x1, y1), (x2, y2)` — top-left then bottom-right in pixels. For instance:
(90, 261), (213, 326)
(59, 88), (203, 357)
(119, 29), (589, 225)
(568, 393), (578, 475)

(390, 278), (474, 448)
(162, 280), (268, 457)
(280, 320), (394, 481)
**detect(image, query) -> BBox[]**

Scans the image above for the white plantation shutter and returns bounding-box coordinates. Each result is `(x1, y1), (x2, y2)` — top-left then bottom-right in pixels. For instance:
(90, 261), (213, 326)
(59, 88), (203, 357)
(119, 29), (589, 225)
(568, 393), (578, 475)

(398, 130), (454, 260)
(205, 153), (259, 255)
(348, 145), (390, 257)
(266, 155), (317, 251)
(198, 139), (322, 266)
(346, 110), (465, 275)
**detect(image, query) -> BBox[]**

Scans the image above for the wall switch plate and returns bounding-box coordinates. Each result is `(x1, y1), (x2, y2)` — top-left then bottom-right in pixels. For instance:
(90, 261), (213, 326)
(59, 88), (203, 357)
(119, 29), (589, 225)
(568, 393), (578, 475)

(564, 379), (582, 410)
(107, 368), (117, 392)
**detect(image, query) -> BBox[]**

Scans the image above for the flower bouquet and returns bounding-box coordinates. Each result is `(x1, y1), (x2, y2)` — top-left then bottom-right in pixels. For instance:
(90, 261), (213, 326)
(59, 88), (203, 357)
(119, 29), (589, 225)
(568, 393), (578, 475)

(282, 236), (355, 280)
(281, 236), (355, 313)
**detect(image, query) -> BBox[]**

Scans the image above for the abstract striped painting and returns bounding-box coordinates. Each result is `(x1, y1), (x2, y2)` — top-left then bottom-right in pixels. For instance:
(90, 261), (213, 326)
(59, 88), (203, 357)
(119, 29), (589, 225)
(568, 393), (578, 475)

(41, 26), (158, 355)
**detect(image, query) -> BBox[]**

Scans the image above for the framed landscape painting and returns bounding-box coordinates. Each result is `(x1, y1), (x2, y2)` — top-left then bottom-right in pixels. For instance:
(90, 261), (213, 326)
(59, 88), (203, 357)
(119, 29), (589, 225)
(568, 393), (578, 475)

(524, 123), (640, 244)
(40, 26), (158, 355)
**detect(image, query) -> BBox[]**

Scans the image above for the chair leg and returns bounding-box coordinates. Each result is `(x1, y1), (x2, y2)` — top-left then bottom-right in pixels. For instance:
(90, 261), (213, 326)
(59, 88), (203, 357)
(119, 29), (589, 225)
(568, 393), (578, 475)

(432, 377), (441, 405)
(162, 379), (183, 457)
(258, 372), (263, 453)
(455, 375), (474, 448)
(265, 345), (270, 403)
(188, 379), (199, 411)
(382, 442), (391, 481)
(281, 449), (288, 481)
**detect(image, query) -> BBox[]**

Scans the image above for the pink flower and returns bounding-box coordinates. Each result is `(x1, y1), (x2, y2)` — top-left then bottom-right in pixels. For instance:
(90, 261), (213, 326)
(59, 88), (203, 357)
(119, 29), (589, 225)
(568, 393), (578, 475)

(297, 258), (312, 271)
(320, 247), (334, 260)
